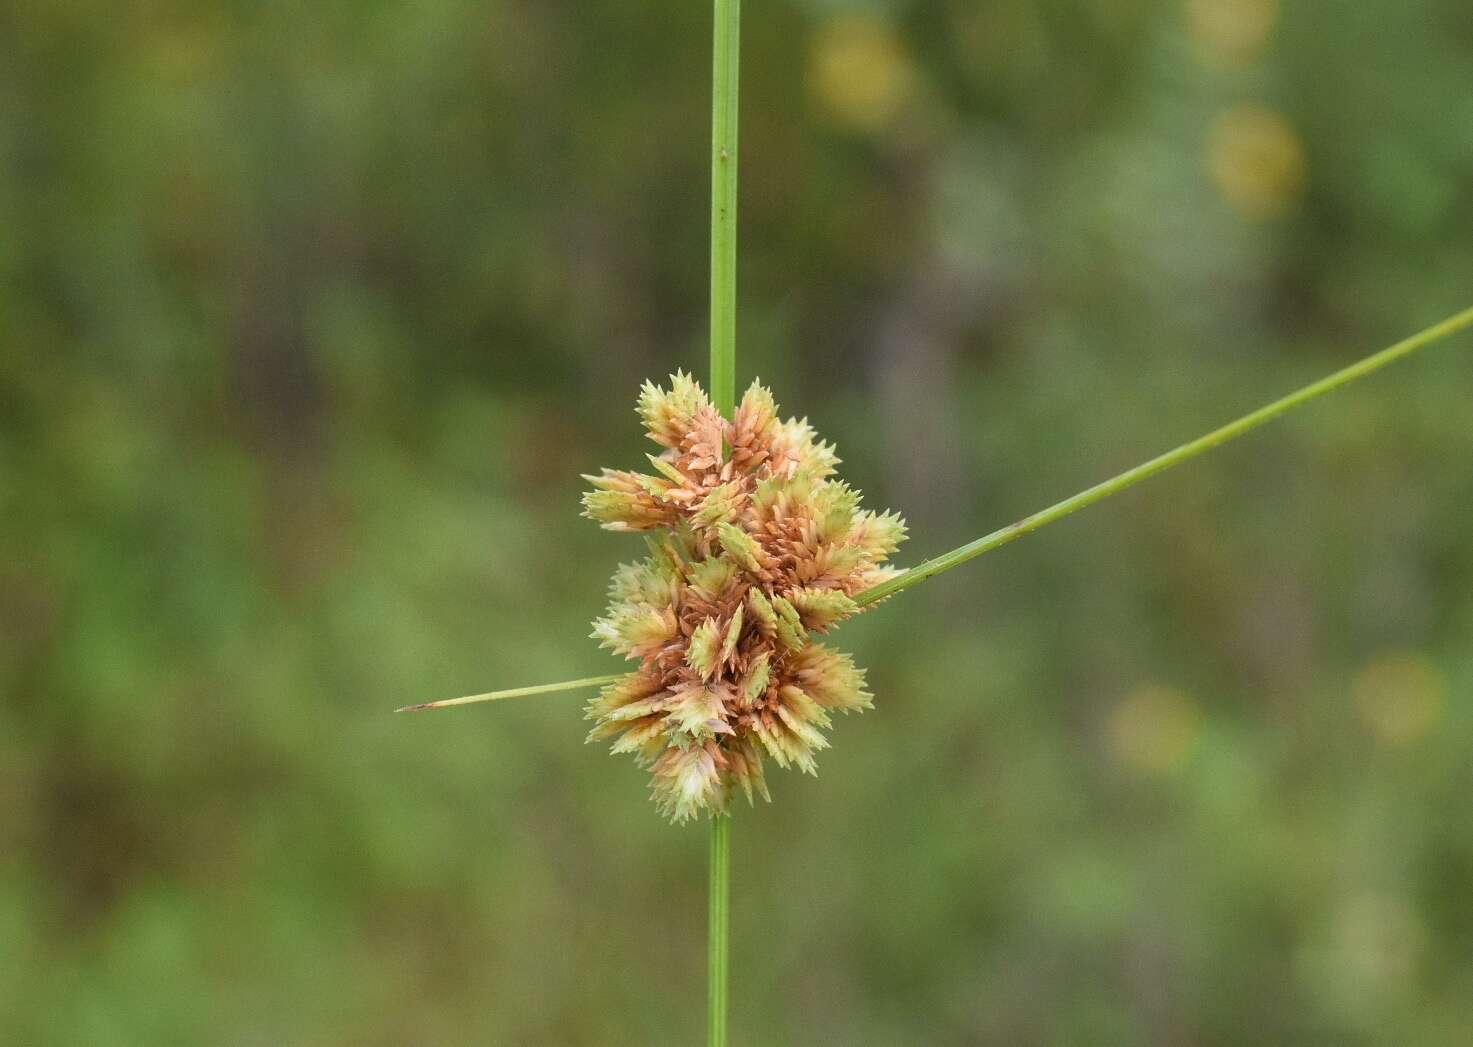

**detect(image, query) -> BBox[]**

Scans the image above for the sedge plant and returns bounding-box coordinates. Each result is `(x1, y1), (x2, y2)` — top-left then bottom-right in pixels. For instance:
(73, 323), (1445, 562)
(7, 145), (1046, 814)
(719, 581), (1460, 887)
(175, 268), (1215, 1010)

(400, 4), (1473, 1043)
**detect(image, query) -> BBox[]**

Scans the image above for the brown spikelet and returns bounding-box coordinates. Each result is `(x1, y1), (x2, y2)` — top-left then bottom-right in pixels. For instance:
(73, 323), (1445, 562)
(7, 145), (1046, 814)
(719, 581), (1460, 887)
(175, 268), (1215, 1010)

(583, 376), (905, 821)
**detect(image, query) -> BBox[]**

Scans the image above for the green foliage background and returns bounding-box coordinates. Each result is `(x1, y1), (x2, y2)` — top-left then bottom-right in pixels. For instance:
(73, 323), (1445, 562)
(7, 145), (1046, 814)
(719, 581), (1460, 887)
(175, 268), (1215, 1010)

(3, 1), (1472, 1044)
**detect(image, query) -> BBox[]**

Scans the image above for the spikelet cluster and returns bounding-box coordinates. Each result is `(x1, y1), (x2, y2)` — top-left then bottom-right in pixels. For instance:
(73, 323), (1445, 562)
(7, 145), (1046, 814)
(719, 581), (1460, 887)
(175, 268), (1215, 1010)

(582, 373), (907, 821)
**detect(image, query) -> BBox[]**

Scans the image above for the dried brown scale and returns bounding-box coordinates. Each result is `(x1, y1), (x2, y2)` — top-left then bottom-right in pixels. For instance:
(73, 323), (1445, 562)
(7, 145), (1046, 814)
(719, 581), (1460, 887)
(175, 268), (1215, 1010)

(583, 373), (907, 821)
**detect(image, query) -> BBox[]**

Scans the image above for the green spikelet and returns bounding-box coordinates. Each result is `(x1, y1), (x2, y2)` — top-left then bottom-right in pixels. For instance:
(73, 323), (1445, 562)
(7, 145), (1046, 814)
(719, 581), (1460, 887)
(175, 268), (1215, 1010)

(686, 617), (722, 679)
(687, 556), (738, 598)
(638, 370), (710, 449)
(692, 481), (747, 528)
(716, 521), (768, 573)
(770, 595), (807, 651)
(787, 587), (859, 631)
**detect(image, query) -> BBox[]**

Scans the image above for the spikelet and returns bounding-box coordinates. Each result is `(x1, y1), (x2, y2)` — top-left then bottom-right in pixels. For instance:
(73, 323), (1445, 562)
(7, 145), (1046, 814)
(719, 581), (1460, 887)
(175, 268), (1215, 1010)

(583, 376), (907, 821)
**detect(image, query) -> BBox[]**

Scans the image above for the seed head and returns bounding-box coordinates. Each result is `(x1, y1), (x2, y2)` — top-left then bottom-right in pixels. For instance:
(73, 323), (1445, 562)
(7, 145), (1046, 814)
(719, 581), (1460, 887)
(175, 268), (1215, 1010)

(583, 374), (907, 821)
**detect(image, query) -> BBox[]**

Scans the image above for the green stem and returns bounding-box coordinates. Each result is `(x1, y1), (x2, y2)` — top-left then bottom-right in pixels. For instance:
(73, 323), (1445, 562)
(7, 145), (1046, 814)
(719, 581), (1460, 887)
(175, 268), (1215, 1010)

(709, 0), (741, 419)
(394, 673), (624, 713)
(708, 3), (740, 1044)
(708, 812), (731, 1047)
(856, 304), (1473, 607)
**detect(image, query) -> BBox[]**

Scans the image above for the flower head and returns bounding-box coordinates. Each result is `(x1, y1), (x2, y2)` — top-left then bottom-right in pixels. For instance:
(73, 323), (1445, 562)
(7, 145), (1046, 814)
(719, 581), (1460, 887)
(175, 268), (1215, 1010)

(583, 374), (907, 821)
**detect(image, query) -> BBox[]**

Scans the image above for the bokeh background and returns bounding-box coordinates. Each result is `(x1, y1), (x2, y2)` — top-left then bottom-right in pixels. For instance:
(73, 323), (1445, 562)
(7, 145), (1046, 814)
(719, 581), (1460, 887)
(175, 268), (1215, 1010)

(4, 1), (1473, 1044)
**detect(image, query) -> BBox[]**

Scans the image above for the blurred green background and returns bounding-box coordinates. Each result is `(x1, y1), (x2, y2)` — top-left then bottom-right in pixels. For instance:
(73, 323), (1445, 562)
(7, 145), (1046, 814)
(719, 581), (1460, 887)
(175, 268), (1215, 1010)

(3, 1), (1472, 1044)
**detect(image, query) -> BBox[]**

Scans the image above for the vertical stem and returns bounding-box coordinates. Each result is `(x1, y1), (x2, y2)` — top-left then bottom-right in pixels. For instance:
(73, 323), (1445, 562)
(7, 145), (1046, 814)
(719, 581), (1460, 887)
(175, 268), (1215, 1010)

(708, 3), (739, 1045)
(709, 0), (740, 418)
(708, 812), (731, 1047)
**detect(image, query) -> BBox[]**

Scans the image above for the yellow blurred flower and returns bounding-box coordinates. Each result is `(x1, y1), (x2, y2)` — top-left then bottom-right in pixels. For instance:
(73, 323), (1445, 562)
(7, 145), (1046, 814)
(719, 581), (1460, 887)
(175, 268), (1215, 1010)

(1206, 104), (1308, 220)
(1184, 0), (1278, 67)
(1353, 650), (1446, 747)
(808, 15), (915, 134)
(1108, 684), (1202, 777)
